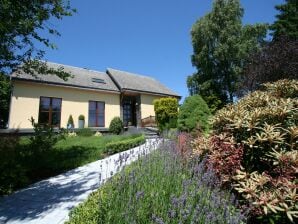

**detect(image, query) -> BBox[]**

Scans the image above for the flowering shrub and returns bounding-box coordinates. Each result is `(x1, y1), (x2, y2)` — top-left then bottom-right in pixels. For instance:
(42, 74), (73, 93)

(206, 134), (244, 185)
(193, 79), (298, 223)
(66, 140), (245, 224)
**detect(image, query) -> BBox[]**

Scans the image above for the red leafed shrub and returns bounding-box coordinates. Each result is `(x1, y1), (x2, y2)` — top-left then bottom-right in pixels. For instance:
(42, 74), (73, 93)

(206, 134), (244, 185)
(177, 132), (193, 158)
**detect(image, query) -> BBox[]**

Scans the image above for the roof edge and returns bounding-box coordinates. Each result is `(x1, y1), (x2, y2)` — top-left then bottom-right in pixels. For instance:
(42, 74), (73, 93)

(12, 77), (121, 94)
(106, 69), (122, 91)
(122, 88), (181, 99)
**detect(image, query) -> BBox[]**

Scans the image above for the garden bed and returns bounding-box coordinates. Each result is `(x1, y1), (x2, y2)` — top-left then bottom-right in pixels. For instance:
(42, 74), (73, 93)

(66, 141), (245, 224)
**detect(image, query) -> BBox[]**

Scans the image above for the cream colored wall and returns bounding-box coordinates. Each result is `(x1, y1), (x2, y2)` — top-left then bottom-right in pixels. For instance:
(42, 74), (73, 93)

(140, 94), (161, 119)
(9, 81), (120, 129)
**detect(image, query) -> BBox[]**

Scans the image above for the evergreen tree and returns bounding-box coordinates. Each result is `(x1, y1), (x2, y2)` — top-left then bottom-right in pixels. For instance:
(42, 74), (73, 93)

(271, 0), (298, 39)
(188, 0), (267, 111)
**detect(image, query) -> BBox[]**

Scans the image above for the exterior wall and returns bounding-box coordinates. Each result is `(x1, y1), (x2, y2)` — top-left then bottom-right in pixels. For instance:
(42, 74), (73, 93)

(9, 81), (120, 129)
(140, 94), (162, 119)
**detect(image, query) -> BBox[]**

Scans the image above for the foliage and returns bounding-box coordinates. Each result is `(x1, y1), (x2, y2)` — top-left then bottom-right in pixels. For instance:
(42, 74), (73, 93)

(154, 97), (178, 131)
(0, 134), (139, 196)
(271, 0), (298, 39)
(0, 0), (75, 78)
(196, 79), (298, 222)
(77, 128), (93, 137)
(239, 36), (298, 95)
(0, 133), (27, 195)
(94, 131), (102, 137)
(207, 134), (244, 185)
(109, 117), (124, 135)
(78, 114), (85, 120)
(67, 131), (77, 137)
(178, 95), (211, 133)
(188, 0), (267, 110)
(29, 117), (65, 154)
(66, 141), (245, 224)
(105, 134), (145, 154)
(0, 72), (11, 127)
(67, 115), (74, 127)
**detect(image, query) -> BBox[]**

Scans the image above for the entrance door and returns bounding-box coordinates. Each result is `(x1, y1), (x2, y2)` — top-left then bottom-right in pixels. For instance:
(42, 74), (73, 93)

(123, 101), (135, 126)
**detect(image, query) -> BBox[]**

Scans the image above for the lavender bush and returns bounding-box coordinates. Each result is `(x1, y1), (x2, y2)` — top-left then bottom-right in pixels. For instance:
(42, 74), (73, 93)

(67, 140), (246, 224)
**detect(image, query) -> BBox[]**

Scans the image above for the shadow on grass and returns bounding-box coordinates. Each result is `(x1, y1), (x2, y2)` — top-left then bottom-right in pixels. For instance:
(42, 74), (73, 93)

(0, 167), (100, 223)
(25, 145), (105, 184)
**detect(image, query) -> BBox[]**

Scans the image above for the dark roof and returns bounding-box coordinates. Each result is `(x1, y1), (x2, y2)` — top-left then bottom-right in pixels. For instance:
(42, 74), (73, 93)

(107, 68), (180, 97)
(11, 62), (120, 93)
(11, 62), (180, 97)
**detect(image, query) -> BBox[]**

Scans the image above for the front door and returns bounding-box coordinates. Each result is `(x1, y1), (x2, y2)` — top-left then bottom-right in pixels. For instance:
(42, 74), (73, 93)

(123, 101), (135, 126)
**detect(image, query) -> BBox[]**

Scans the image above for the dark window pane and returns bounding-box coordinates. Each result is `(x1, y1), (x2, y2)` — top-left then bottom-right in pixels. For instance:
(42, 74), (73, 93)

(97, 115), (104, 127)
(88, 101), (105, 127)
(52, 98), (62, 111)
(51, 112), (61, 126)
(39, 97), (62, 127)
(89, 113), (96, 127)
(89, 101), (96, 111)
(97, 102), (105, 113)
(40, 97), (50, 110)
(39, 112), (49, 124)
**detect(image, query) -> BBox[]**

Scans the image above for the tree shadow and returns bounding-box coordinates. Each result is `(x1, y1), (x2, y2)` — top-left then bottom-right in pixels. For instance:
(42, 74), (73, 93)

(0, 167), (100, 223)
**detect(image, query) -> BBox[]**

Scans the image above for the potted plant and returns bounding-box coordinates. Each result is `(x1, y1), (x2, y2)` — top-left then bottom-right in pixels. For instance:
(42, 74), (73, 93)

(78, 114), (85, 129)
(67, 115), (74, 129)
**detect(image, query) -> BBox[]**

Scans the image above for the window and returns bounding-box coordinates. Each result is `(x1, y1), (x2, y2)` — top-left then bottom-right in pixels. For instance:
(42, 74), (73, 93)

(89, 101), (105, 127)
(91, 78), (106, 84)
(38, 97), (62, 127)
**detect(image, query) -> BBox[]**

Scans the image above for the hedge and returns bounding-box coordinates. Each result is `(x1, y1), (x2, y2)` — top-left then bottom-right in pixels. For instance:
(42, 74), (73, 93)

(105, 135), (146, 154)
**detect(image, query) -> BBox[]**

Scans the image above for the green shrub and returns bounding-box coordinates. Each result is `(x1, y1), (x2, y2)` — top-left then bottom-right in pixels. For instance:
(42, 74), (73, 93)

(67, 115), (74, 128)
(29, 117), (65, 154)
(154, 97), (178, 131)
(109, 117), (123, 135)
(193, 79), (298, 223)
(105, 134), (145, 154)
(178, 95), (211, 133)
(78, 114), (85, 120)
(0, 134), (28, 195)
(77, 128), (94, 137)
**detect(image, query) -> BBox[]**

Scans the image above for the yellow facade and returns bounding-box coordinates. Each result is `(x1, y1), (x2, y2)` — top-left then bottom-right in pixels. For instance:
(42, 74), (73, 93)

(9, 81), (120, 129)
(140, 94), (161, 119)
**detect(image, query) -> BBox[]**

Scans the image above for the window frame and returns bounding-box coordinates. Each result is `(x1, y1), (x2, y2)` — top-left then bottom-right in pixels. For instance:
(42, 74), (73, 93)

(38, 96), (62, 127)
(88, 101), (105, 127)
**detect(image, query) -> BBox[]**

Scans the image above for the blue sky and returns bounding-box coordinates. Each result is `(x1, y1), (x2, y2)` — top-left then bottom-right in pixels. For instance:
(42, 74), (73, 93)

(42, 0), (284, 101)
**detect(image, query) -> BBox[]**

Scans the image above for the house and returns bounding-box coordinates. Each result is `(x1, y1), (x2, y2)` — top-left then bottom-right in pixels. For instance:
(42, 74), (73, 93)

(8, 62), (180, 129)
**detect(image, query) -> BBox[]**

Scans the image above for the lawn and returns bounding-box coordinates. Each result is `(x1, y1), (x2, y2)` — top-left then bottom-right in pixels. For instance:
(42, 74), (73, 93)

(66, 141), (245, 224)
(0, 133), (145, 195)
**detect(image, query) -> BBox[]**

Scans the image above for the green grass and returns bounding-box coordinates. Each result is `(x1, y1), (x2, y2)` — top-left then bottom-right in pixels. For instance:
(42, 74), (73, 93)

(0, 133), (144, 195)
(25, 134), (143, 174)
(66, 143), (245, 224)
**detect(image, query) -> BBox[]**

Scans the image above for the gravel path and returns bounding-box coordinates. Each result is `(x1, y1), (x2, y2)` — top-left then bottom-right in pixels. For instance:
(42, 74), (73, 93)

(0, 139), (160, 224)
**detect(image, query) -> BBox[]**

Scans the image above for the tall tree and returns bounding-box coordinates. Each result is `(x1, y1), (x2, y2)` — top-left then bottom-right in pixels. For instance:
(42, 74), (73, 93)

(0, 0), (75, 79)
(188, 0), (267, 111)
(0, 73), (11, 127)
(271, 0), (298, 40)
(238, 36), (298, 95)
(238, 0), (298, 95)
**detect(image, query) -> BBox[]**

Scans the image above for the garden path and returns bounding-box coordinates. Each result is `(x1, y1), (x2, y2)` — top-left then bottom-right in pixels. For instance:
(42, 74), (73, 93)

(0, 139), (160, 224)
